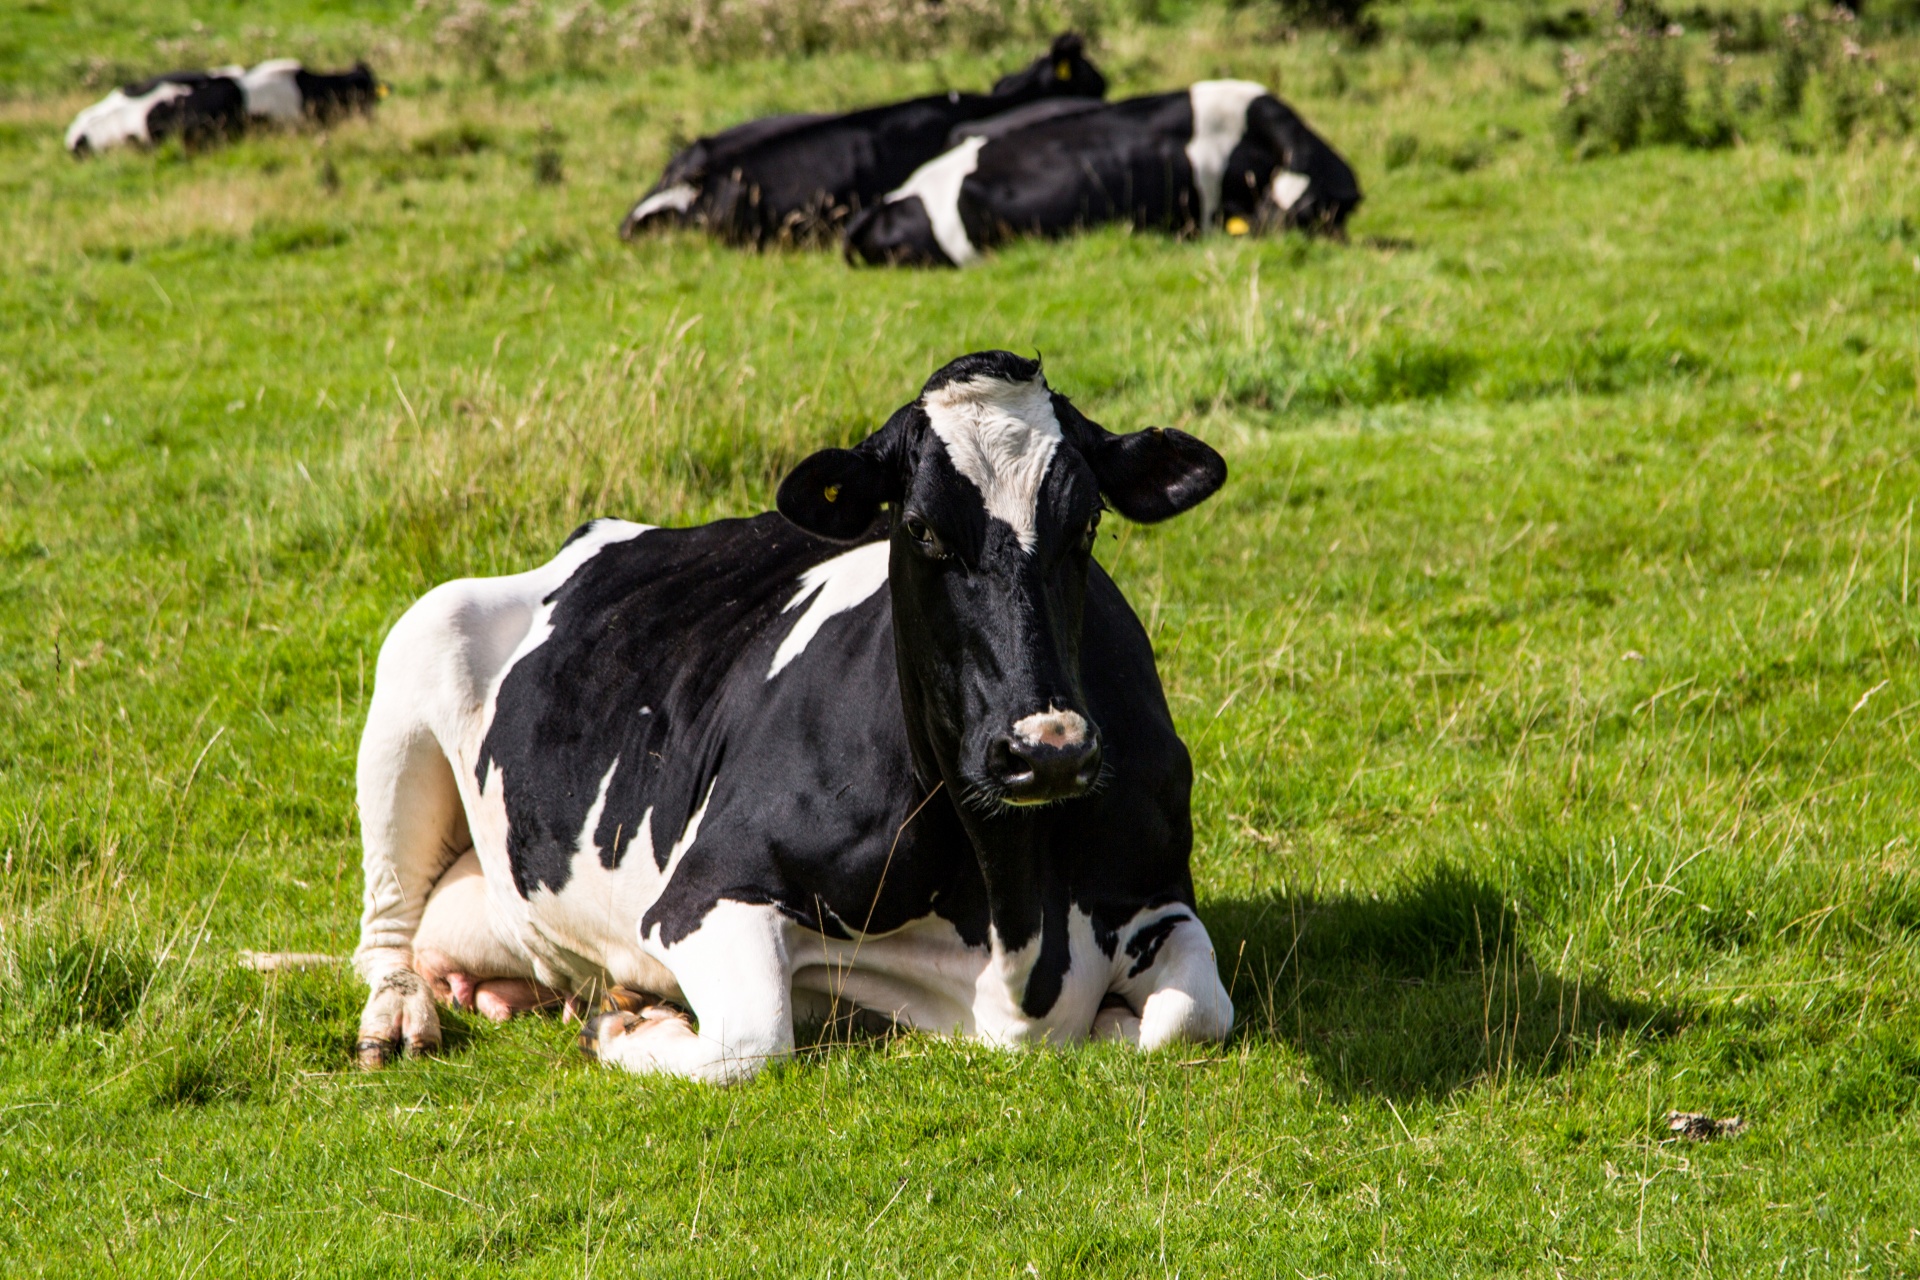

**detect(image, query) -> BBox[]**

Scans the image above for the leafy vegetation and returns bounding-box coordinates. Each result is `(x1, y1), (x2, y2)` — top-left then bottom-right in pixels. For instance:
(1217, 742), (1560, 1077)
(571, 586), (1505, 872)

(3, 0), (1919, 1274)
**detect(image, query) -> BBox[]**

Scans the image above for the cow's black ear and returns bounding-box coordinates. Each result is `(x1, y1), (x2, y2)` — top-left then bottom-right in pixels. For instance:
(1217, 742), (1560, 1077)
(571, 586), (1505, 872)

(1080, 426), (1227, 524)
(778, 449), (890, 541)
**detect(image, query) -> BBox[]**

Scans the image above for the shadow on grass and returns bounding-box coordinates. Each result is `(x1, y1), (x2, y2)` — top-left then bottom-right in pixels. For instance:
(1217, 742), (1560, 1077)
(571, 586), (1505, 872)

(1206, 867), (1679, 1100)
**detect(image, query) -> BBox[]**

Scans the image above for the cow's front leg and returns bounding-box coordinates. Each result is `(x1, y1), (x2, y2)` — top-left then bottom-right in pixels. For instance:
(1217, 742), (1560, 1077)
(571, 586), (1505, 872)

(1098, 909), (1234, 1050)
(585, 901), (794, 1084)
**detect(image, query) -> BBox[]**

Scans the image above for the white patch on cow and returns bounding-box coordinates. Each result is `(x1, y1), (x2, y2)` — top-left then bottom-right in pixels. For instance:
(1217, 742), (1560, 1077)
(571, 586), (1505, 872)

(768, 541), (889, 679)
(656, 778), (717, 887)
(629, 183), (699, 222)
(241, 59), (305, 123)
(65, 81), (191, 154)
(613, 899), (797, 1082)
(1185, 80), (1267, 228)
(1271, 169), (1312, 213)
(922, 371), (1062, 553)
(1011, 707), (1090, 750)
(1106, 903), (1234, 1049)
(883, 136), (986, 267)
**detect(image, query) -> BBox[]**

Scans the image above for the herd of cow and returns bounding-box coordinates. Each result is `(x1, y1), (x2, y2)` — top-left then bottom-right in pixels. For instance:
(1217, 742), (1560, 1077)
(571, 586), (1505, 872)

(66, 38), (1359, 1079)
(67, 34), (1359, 266)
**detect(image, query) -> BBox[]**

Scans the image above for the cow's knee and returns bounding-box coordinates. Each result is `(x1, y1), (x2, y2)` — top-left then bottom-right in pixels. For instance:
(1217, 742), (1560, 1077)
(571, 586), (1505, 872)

(355, 967), (441, 1068)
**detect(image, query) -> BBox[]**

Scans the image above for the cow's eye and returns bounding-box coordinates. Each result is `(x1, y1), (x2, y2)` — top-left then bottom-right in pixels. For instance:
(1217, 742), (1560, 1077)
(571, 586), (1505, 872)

(902, 514), (946, 558)
(1079, 510), (1102, 551)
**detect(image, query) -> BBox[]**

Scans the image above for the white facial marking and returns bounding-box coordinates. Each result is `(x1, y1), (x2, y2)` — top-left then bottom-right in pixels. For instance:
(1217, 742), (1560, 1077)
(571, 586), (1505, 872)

(241, 59), (305, 122)
(768, 541), (889, 679)
(1184, 80), (1267, 229)
(922, 372), (1062, 553)
(630, 182), (700, 222)
(65, 81), (191, 153)
(1011, 708), (1089, 750)
(1271, 170), (1312, 212)
(884, 136), (986, 267)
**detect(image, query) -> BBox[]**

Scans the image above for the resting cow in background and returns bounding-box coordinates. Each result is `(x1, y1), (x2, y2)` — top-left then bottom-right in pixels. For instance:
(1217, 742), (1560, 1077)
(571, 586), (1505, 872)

(235, 59), (386, 125)
(65, 72), (247, 156)
(844, 80), (1362, 267)
(619, 33), (1107, 247)
(352, 350), (1235, 1082)
(65, 59), (385, 156)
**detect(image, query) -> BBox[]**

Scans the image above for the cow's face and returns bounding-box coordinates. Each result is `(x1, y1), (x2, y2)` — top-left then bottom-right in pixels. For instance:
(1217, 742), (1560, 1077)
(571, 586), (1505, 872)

(779, 352), (1225, 810)
(991, 32), (1108, 102)
(1222, 96), (1363, 238)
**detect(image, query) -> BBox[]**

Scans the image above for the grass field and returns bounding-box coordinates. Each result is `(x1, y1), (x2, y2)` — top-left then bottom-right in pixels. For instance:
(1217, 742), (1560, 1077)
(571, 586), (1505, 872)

(4, 0), (1920, 1273)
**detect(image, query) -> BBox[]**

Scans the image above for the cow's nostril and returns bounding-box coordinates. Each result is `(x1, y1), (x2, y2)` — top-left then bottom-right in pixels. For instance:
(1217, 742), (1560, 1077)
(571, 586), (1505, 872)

(990, 729), (1101, 804)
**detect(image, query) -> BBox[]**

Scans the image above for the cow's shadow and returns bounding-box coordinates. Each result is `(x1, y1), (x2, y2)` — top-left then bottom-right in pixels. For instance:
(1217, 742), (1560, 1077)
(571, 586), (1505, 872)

(1203, 868), (1677, 1100)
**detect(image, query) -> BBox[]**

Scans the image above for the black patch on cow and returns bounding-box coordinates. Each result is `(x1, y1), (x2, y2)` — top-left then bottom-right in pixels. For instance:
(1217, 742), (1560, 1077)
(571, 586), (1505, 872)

(1125, 912), (1190, 977)
(623, 34), (1109, 248)
(145, 76), (247, 150)
(295, 63), (383, 124)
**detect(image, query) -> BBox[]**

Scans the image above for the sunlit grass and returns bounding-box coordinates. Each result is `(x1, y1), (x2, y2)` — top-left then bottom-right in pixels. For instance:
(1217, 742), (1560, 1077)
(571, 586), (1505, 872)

(2, 5), (1920, 1275)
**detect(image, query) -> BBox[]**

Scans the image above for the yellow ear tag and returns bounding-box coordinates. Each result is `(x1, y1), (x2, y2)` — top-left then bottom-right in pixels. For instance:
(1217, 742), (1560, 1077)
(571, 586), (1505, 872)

(1055, 60), (1072, 80)
(823, 484), (841, 503)
(377, 83), (390, 98)
(1225, 216), (1250, 236)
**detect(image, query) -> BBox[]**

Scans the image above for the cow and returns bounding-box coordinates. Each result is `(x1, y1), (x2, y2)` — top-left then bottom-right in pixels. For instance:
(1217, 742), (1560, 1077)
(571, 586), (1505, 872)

(618, 33), (1108, 247)
(843, 80), (1362, 267)
(236, 59), (386, 126)
(351, 350), (1236, 1083)
(66, 71), (247, 156)
(66, 60), (384, 156)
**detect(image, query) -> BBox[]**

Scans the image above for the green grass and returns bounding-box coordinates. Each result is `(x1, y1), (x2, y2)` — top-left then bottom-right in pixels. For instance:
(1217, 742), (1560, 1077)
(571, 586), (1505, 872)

(4, 3), (1920, 1274)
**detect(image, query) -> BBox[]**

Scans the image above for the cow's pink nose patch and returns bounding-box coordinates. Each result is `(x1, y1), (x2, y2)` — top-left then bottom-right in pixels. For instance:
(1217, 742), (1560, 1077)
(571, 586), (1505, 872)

(1012, 708), (1090, 749)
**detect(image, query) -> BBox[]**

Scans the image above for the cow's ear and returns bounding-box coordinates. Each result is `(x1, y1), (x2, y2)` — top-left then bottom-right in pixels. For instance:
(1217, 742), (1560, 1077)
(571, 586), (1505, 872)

(778, 411), (910, 541)
(1060, 399), (1225, 523)
(778, 449), (890, 540)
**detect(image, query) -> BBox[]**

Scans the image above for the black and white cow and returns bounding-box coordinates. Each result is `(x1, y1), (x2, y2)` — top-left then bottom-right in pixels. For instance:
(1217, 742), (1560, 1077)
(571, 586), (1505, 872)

(235, 59), (386, 126)
(65, 71), (247, 156)
(352, 351), (1235, 1082)
(618, 33), (1107, 247)
(65, 59), (384, 156)
(843, 80), (1362, 267)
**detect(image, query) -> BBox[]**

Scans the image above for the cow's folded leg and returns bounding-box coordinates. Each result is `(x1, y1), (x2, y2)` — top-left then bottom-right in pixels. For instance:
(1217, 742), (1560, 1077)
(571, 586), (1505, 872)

(354, 960), (440, 1068)
(594, 901), (794, 1084)
(1091, 992), (1143, 1046)
(1112, 913), (1235, 1051)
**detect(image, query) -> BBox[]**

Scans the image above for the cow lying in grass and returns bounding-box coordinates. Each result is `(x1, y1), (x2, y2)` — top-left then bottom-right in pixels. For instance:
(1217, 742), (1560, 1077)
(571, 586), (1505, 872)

(843, 80), (1362, 267)
(618, 33), (1107, 247)
(352, 351), (1235, 1082)
(65, 59), (384, 156)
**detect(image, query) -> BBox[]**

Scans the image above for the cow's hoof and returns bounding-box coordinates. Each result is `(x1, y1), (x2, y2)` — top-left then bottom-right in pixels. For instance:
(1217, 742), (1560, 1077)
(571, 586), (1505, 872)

(579, 1011), (638, 1059)
(355, 969), (440, 1069)
(599, 986), (664, 1017)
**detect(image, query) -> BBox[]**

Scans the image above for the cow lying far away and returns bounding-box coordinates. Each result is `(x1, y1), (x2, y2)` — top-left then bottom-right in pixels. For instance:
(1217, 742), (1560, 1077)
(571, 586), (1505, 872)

(844, 80), (1361, 267)
(352, 350), (1235, 1082)
(618, 33), (1107, 247)
(66, 59), (384, 156)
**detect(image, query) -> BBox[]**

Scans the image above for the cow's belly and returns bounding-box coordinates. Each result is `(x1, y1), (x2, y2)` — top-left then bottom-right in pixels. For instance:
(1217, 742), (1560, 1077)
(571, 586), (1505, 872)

(789, 908), (1117, 1046)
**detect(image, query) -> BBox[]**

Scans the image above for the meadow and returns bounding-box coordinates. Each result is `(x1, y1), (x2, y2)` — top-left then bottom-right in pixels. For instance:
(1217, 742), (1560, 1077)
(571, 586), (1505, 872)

(3, 0), (1920, 1272)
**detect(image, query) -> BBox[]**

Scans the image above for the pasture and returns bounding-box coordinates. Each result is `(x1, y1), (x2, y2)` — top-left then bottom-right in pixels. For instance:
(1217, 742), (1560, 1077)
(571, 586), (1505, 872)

(3, 0), (1920, 1272)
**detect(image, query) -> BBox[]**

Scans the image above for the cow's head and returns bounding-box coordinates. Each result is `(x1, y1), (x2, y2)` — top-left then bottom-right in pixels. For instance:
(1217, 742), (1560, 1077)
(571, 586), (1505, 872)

(991, 33), (1108, 103)
(1221, 95), (1362, 239)
(778, 352), (1224, 810)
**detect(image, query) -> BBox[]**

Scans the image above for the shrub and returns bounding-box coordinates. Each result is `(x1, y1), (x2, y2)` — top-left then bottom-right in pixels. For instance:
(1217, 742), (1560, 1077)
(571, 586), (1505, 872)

(1558, 28), (1695, 154)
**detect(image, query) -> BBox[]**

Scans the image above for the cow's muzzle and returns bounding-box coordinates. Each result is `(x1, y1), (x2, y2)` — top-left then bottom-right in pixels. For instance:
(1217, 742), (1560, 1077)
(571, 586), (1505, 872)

(987, 708), (1102, 805)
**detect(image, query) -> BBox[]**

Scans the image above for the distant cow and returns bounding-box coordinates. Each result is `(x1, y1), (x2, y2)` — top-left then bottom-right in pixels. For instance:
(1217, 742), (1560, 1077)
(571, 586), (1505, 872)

(236, 59), (386, 125)
(351, 350), (1235, 1082)
(619, 33), (1108, 247)
(66, 59), (384, 156)
(844, 80), (1362, 267)
(66, 72), (247, 156)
